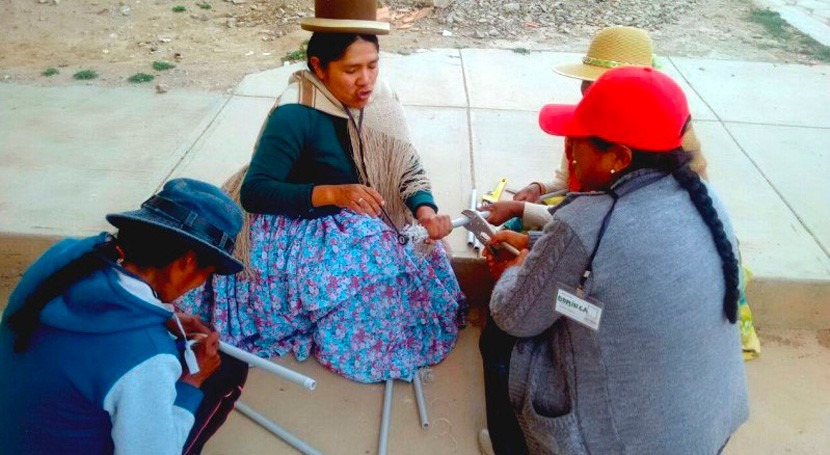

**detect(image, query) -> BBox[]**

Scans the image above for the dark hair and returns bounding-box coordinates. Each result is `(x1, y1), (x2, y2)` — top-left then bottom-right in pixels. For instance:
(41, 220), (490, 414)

(306, 32), (379, 72)
(589, 137), (740, 323)
(7, 225), (210, 352)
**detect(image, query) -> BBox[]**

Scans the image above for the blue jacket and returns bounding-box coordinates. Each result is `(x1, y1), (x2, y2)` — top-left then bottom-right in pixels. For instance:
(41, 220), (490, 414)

(0, 233), (203, 455)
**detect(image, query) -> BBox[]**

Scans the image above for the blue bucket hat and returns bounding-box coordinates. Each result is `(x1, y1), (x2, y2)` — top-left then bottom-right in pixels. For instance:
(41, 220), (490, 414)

(106, 178), (244, 275)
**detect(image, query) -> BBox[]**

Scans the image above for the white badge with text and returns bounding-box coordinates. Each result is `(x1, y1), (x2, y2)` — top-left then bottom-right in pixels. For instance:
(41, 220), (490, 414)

(555, 284), (604, 331)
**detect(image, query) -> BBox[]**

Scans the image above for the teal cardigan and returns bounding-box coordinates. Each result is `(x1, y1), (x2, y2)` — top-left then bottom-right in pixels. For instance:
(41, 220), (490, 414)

(241, 104), (436, 218)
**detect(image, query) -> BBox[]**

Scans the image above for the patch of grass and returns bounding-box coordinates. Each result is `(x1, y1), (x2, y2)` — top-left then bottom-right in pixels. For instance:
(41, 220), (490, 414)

(749, 8), (788, 38)
(197, 2), (211, 9)
(172, 5), (186, 12)
(512, 47), (530, 55)
(73, 69), (98, 80)
(812, 45), (830, 62)
(797, 34), (830, 63)
(282, 45), (307, 62)
(749, 7), (830, 62)
(42, 67), (59, 77)
(128, 73), (155, 83)
(152, 60), (177, 71)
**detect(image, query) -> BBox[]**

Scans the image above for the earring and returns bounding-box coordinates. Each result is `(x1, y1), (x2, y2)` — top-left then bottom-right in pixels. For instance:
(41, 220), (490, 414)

(572, 160), (577, 165)
(610, 169), (616, 174)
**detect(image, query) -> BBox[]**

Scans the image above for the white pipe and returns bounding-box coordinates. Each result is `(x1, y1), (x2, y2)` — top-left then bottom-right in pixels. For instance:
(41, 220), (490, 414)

(413, 373), (429, 428)
(219, 341), (316, 391)
(378, 379), (394, 455)
(235, 401), (322, 455)
(451, 210), (491, 228)
(467, 189), (477, 247)
(497, 241), (521, 256)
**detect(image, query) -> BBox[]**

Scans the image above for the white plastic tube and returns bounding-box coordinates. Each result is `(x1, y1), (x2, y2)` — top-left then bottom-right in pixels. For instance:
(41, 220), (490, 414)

(378, 379), (394, 455)
(219, 341), (316, 391)
(413, 373), (429, 428)
(467, 189), (477, 248)
(235, 401), (322, 455)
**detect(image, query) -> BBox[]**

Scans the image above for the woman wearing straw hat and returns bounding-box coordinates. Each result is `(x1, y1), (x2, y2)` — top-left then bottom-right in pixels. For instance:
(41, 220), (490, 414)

(179, 0), (465, 384)
(478, 67), (748, 454)
(485, 26), (707, 229)
(482, 26), (760, 365)
(0, 178), (244, 454)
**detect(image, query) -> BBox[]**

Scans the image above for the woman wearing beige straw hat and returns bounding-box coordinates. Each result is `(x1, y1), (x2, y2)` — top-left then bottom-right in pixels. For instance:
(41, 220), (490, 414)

(481, 26), (760, 366)
(484, 26), (707, 229)
(179, 0), (465, 385)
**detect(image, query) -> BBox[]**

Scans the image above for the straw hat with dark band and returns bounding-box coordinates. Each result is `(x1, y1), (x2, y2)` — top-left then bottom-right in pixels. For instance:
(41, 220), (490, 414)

(554, 26), (655, 82)
(300, 0), (390, 35)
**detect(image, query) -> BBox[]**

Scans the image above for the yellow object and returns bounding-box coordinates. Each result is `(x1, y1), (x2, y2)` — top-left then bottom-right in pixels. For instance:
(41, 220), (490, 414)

(481, 178), (507, 204)
(739, 265), (761, 361)
(542, 195), (566, 206)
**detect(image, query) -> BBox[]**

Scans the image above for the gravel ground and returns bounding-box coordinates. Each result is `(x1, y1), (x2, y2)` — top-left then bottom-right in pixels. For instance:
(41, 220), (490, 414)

(0, 0), (824, 91)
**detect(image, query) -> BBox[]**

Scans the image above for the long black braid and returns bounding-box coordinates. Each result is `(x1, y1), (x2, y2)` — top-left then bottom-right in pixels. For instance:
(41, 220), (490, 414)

(7, 225), (211, 352)
(670, 157), (740, 323)
(592, 137), (740, 323)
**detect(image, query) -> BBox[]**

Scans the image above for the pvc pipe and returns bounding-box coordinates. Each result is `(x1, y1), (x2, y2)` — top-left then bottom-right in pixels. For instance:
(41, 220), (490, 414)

(451, 210), (491, 228)
(467, 189), (477, 247)
(498, 241), (522, 256)
(413, 373), (429, 428)
(219, 341), (317, 391)
(378, 379), (394, 455)
(235, 401), (322, 455)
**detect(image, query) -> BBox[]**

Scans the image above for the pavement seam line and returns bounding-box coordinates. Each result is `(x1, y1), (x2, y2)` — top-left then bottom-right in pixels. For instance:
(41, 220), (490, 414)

(160, 94), (235, 186)
(722, 122), (830, 259)
(667, 56), (830, 260)
(459, 49), (477, 190)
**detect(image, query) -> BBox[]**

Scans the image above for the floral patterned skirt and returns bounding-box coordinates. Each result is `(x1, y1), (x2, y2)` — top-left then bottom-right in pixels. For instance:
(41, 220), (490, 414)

(178, 210), (466, 383)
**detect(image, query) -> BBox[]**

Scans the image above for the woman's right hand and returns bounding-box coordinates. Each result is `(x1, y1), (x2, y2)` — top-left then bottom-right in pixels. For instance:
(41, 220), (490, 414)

(181, 332), (221, 388)
(481, 201), (525, 225)
(513, 182), (544, 202)
(313, 184), (385, 217)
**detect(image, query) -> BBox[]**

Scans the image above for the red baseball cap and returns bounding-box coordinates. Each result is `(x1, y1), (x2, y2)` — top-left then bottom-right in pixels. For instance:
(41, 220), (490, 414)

(539, 66), (690, 152)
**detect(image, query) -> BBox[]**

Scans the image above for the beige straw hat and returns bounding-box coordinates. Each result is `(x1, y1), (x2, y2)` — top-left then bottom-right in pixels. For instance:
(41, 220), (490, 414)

(300, 0), (390, 35)
(554, 26), (655, 82)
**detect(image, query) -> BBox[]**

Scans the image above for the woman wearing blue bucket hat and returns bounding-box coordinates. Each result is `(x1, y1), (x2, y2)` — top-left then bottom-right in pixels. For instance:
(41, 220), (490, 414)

(0, 178), (243, 454)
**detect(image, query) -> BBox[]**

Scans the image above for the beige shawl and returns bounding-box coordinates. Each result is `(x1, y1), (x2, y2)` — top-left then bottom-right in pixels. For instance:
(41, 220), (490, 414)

(225, 70), (432, 271)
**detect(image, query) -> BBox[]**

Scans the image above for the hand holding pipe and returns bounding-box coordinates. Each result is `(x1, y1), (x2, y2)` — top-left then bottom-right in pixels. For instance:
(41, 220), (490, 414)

(451, 210), (521, 256)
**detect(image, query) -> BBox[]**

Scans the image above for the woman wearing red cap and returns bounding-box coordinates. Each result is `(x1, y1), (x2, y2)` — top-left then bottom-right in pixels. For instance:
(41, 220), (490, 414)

(478, 67), (748, 454)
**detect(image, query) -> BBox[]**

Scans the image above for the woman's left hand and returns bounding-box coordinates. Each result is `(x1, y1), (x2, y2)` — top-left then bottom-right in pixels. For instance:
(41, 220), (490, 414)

(417, 207), (452, 240)
(483, 233), (529, 280)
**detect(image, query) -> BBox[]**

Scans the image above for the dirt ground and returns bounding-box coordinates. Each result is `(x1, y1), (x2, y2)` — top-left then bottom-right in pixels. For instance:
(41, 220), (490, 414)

(0, 0), (824, 92)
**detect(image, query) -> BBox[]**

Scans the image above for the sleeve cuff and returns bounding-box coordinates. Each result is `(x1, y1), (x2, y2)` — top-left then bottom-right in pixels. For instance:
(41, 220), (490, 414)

(405, 191), (437, 215)
(522, 203), (554, 230)
(527, 230), (544, 250)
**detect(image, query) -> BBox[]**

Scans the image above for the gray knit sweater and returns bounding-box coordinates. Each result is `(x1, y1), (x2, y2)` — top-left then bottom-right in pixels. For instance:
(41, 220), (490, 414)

(490, 169), (749, 454)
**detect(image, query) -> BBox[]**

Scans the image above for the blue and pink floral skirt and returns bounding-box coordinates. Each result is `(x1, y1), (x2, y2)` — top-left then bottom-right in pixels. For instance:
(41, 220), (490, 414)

(179, 210), (466, 383)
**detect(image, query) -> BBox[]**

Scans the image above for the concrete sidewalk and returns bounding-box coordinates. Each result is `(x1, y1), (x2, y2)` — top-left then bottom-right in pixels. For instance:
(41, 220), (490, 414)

(3, 49), (829, 325)
(1, 50), (830, 453)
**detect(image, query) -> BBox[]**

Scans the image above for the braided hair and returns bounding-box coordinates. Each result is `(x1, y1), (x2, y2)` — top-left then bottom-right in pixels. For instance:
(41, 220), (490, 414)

(591, 137), (740, 323)
(671, 159), (740, 323)
(7, 225), (210, 352)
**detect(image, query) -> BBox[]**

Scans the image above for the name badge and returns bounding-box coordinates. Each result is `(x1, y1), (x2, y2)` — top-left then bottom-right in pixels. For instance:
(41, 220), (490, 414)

(555, 283), (604, 331)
